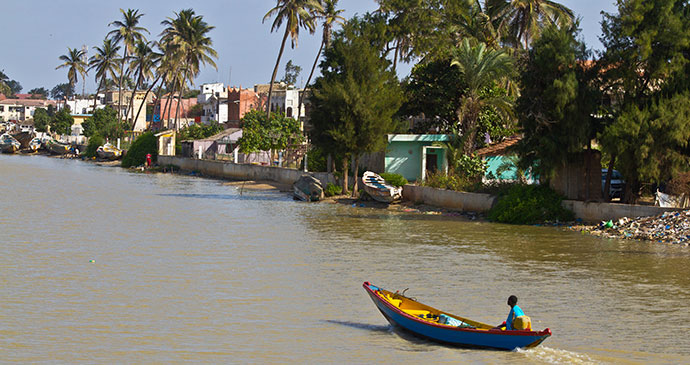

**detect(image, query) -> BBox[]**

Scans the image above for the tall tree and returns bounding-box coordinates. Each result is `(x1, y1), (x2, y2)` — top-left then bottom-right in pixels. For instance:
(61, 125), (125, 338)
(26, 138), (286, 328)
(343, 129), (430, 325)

(0, 70), (11, 96)
(299, 0), (345, 120)
(450, 38), (514, 155)
(281, 60), (302, 85)
(309, 16), (403, 195)
(515, 24), (600, 182)
(263, 0), (323, 118)
(160, 9), (217, 130)
(55, 47), (87, 102)
(108, 8), (149, 121)
(494, 0), (574, 49)
(126, 40), (160, 129)
(89, 38), (121, 110)
(598, 0), (690, 203)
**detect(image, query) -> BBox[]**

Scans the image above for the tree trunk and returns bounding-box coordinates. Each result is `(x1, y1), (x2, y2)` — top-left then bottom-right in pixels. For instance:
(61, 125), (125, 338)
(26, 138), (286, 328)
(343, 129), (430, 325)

(352, 154), (360, 198)
(327, 153), (332, 173)
(341, 155), (349, 194)
(93, 77), (105, 111)
(604, 155), (616, 202)
(127, 67), (143, 131)
(117, 48), (129, 125)
(393, 40), (399, 72)
(134, 74), (162, 130)
(298, 37), (325, 122)
(266, 27), (291, 118)
(175, 66), (189, 131)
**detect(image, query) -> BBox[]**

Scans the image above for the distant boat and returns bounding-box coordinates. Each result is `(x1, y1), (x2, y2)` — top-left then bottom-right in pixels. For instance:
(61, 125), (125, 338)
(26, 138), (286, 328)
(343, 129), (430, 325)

(28, 137), (42, 152)
(361, 171), (402, 203)
(363, 282), (552, 351)
(0, 133), (21, 153)
(96, 143), (122, 160)
(46, 139), (71, 155)
(293, 174), (324, 201)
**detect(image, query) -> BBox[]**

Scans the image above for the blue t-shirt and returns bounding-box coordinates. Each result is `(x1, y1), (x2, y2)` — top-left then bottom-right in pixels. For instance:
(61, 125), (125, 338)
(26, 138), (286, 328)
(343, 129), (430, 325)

(506, 305), (525, 330)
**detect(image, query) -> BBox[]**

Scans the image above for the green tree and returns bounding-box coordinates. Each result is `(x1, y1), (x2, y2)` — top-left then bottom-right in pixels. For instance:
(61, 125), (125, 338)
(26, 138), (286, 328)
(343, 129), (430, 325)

(281, 60), (302, 85)
(50, 109), (74, 135)
(450, 39), (514, 155)
(81, 106), (126, 140)
(28, 87), (49, 98)
(598, 0), (690, 202)
(51, 83), (75, 100)
(495, 0), (574, 49)
(108, 8), (149, 121)
(309, 17), (403, 195)
(237, 110), (303, 165)
(178, 120), (224, 141)
(89, 38), (121, 110)
(33, 108), (50, 132)
(0, 70), (10, 96)
(55, 47), (87, 100)
(126, 40), (160, 127)
(122, 131), (157, 167)
(263, 0), (323, 118)
(515, 24), (600, 182)
(5, 79), (22, 95)
(160, 9), (217, 129)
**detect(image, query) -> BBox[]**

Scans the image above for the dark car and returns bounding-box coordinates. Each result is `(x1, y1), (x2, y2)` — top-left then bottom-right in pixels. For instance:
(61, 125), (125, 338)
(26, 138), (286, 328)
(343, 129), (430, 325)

(602, 169), (625, 198)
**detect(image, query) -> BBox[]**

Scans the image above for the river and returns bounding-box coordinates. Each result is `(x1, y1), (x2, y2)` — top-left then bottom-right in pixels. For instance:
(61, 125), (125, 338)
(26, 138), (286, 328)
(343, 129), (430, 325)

(1, 154), (689, 364)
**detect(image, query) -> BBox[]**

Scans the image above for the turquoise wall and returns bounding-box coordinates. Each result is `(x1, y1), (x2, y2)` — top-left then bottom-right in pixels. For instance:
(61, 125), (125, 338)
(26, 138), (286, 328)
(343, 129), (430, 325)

(385, 142), (445, 182)
(484, 155), (538, 182)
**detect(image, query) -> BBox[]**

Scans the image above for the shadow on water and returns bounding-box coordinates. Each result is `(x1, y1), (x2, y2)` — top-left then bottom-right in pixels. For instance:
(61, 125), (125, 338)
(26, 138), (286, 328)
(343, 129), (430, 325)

(324, 320), (440, 349)
(156, 193), (289, 202)
(324, 319), (391, 333)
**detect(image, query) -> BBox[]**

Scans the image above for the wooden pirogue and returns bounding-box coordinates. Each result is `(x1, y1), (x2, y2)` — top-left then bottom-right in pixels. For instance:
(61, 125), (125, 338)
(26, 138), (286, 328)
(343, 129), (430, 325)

(363, 282), (551, 351)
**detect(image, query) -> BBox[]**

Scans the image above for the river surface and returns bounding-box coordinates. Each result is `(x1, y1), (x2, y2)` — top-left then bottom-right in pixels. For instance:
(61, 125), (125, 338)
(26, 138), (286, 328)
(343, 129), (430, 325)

(1, 154), (689, 364)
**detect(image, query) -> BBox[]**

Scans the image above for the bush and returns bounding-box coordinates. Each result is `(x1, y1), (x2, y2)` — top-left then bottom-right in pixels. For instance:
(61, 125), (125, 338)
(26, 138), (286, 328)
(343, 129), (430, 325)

(380, 172), (408, 187)
(122, 132), (157, 168)
(324, 183), (343, 197)
(85, 134), (104, 158)
(421, 171), (479, 192)
(488, 184), (574, 224)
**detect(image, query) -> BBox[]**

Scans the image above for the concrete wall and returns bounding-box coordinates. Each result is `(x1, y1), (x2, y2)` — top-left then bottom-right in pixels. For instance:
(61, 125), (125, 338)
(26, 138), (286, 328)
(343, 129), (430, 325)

(159, 156), (336, 186)
(402, 184), (682, 223)
(402, 184), (497, 212)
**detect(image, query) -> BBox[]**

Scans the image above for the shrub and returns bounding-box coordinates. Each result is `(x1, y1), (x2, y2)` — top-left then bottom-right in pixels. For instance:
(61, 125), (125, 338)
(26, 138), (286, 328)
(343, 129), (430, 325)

(122, 132), (157, 168)
(421, 171), (478, 192)
(488, 184), (574, 224)
(85, 134), (104, 158)
(380, 172), (408, 187)
(324, 183), (342, 197)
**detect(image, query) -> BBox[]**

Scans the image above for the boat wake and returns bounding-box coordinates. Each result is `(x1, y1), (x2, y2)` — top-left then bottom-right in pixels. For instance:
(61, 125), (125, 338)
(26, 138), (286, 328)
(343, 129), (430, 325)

(517, 346), (600, 364)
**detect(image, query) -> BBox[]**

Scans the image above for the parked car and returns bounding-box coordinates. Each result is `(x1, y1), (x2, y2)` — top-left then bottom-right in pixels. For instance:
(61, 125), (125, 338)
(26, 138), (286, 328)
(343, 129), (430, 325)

(602, 169), (625, 198)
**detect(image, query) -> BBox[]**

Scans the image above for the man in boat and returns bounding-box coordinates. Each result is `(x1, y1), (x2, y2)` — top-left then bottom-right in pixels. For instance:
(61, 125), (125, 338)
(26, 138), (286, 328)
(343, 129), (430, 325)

(494, 295), (531, 331)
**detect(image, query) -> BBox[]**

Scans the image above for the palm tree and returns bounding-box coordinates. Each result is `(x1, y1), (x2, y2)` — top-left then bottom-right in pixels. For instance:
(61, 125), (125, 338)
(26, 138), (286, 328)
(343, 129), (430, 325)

(495, 0), (574, 49)
(263, 0), (323, 118)
(450, 39), (514, 155)
(89, 39), (121, 110)
(55, 47), (87, 104)
(108, 8), (149, 121)
(160, 9), (218, 130)
(299, 0), (345, 119)
(126, 40), (161, 129)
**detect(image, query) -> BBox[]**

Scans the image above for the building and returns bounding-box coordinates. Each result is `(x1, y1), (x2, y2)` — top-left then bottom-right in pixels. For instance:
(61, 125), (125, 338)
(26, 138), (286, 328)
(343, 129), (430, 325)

(227, 87), (260, 128)
(254, 83), (306, 121)
(105, 90), (154, 131)
(383, 134), (450, 182)
(197, 83), (228, 124)
(152, 94), (197, 130)
(62, 94), (106, 115)
(0, 99), (57, 122)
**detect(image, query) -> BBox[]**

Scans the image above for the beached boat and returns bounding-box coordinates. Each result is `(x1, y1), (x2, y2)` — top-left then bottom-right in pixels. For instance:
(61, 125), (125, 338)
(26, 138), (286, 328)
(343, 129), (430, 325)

(362, 171), (402, 203)
(0, 133), (21, 153)
(12, 131), (33, 149)
(293, 174), (324, 201)
(46, 139), (71, 155)
(28, 137), (42, 152)
(96, 143), (122, 160)
(363, 282), (551, 351)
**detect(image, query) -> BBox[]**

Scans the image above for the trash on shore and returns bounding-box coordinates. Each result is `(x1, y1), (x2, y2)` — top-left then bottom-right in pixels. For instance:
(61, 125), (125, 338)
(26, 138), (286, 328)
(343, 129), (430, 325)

(569, 210), (690, 246)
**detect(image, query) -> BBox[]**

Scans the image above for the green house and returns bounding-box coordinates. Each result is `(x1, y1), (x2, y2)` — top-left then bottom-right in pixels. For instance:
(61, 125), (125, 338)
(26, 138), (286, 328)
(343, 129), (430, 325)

(384, 134), (450, 182)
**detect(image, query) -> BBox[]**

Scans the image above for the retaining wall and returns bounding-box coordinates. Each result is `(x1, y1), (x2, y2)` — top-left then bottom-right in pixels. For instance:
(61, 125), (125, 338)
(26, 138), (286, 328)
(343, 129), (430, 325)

(402, 184), (683, 223)
(158, 156), (336, 186)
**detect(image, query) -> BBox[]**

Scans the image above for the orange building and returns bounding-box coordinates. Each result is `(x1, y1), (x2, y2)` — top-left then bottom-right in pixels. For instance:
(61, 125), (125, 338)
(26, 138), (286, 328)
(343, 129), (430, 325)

(227, 87), (260, 128)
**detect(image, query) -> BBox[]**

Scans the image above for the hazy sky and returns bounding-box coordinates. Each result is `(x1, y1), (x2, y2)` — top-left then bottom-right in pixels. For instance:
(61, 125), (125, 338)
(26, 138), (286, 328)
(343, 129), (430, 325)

(1, 0), (617, 94)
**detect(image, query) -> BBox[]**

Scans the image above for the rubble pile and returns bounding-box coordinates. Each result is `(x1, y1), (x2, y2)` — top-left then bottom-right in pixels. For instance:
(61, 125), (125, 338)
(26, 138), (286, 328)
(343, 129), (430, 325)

(571, 210), (690, 246)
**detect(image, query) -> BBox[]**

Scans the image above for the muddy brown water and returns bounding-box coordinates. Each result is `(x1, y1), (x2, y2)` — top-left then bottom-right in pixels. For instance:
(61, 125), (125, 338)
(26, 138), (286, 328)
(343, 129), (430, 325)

(2, 154), (689, 363)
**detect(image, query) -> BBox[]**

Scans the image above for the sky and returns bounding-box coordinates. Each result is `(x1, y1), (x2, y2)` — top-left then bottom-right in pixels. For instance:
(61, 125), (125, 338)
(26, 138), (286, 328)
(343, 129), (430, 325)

(0, 0), (618, 95)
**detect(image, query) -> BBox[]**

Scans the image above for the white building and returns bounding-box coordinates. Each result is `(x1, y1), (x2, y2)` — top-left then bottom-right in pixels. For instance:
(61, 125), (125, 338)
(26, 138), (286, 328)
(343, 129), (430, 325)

(0, 99), (57, 122)
(197, 83), (228, 124)
(62, 94), (106, 115)
(255, 83), (306, 120)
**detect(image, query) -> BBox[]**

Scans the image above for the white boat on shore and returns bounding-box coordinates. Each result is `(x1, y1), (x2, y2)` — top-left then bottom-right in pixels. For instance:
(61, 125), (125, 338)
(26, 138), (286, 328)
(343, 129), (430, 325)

(0, 133), (21, 153)
(96, 143), (122, 160)
(362, 171), (402, 203)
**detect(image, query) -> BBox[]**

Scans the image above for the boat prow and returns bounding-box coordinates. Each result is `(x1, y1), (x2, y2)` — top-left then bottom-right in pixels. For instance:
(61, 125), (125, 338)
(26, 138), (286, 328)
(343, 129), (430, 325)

(363, 282), (551, 351)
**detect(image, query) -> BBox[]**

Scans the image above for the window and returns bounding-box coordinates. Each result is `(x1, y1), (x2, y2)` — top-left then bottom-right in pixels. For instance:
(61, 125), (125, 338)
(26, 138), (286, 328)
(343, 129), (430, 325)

(0, 106), (3, 112)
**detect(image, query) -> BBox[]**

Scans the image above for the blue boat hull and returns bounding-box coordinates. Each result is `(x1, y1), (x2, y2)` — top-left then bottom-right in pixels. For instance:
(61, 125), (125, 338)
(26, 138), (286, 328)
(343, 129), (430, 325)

(364, 282), (551, 351)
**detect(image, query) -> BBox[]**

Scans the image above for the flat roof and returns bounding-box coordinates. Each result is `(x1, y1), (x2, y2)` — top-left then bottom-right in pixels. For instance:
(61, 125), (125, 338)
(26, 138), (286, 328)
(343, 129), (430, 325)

(388, 134), (451, 142)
